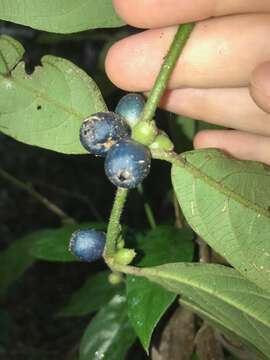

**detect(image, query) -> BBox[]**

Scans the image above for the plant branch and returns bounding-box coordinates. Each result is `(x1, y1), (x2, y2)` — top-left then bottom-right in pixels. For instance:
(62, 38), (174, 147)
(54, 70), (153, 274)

(137, 184), (156, 229)
(151, 148), (179, 163)
(0, 168), (75, 225)
(32, 179), (103, 221)
(140, 23), (194, 124)
(105, 187), (128, 257)
(104, 24), (194, 263)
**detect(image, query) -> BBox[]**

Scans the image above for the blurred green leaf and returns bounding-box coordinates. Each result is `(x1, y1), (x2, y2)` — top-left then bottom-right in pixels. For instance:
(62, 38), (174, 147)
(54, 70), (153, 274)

(168, 114), (194, 153)
(127, 225), (194, 350)
(172, 148), (270, 291)
(197, 120), (223, 131)
(58, 271), (119, 317)
(169, 115), (225, 153)
(0, 35), (107, 154)
(140, 263), (270, 360)
(0, 309), (11, 342)
(80, 294), (136, 360)
(0, 229), (50, 293)
(0, 1), (124, 33)
(30, 222), (105, 262)
(175, 115), (196, 141)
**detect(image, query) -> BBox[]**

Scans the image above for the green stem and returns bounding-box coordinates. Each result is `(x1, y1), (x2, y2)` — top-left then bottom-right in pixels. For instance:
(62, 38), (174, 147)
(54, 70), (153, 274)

(151, 148), (179, 163)
(140, 23), (194, 124)
(104, 24), (194, 263)
(105, 187), (128, 257)
(137, 184), (156, 229)
(0, 168), (75, 225)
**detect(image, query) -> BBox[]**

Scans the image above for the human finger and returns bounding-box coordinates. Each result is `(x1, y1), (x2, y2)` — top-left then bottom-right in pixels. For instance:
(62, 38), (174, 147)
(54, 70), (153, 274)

(106, 14), (270, 91)
(250, 61), (270, 114)
(194, 130), (270, 165)
(113, 0), (270, 29)
(159, 87), (270, 136)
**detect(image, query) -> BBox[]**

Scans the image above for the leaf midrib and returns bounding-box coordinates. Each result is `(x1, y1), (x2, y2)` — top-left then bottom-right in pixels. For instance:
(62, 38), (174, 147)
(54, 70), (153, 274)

(142, 264), (270, 328)
(172, 153), (270, 220)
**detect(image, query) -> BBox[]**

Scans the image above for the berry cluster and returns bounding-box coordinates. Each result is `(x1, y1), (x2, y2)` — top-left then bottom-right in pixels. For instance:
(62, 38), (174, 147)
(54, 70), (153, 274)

(69, 94), (150, 264)
(70, 93), (174, 264)
(80, 93), (151, 189)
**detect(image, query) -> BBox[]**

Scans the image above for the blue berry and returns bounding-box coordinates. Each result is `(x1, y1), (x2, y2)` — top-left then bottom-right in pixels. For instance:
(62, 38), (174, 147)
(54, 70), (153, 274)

(69, 229), (106, 262)
(104, 139), (151, 189)
(115, 93), (145, 128)
(80, 112), (131, 156)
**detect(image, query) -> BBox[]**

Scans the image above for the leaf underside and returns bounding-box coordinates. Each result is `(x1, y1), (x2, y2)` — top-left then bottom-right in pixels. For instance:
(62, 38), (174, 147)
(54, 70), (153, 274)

(172, 148), (270, 291)
(141, 262), (270, 359)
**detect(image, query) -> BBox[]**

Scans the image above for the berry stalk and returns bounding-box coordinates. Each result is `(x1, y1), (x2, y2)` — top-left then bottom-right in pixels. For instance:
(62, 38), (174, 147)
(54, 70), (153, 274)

(105, 187), (128, 257)
(104, 24), (194, 264)
(140, 23), (194, 125)
(137, 184), (156, 229)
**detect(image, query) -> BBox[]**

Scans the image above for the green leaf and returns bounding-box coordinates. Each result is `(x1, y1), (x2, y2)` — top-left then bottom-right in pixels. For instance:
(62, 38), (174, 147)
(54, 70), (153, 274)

(0, 229), (48, 293)
(140, 263), (270, 359)
(80, 294), (136, 360)
(172, 148), (270, 291)
(181, 301), (264, 360)
(175, 115), (196, 141)
(0, 35), (24, 75)
(0, 1), (124, 33)
(58, 271), (119, 317)
(30, 222), (105, 262)
(0, 35), (107, 154)
(127, 226), (194, 350)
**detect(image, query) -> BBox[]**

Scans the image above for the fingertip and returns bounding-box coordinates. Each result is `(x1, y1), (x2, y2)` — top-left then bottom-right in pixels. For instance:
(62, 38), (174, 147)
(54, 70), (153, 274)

(250, 61), (270, 114)
(193, 130), (214, 149)
(105, 41), (121, 87)
(105, 29), (173, 92)
(112, 0), (151, 28)
(193, 129), (270, 164)
(105, 39), (134, 91)
(112, 0), (134, 26)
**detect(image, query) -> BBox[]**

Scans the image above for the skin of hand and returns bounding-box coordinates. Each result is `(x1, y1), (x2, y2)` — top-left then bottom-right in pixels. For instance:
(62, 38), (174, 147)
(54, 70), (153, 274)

(105, 0), (270, 165)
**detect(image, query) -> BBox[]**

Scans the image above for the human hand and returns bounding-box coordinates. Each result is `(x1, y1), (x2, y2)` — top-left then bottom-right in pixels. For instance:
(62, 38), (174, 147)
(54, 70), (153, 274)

(105, 0), (270, 165)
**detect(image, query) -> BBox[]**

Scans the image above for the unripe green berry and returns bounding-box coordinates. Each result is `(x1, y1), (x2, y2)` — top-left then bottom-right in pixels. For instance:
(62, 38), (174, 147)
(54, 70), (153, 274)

(132, 121), (158, 146)
(108, 272), (123, 285)
(114, 248), (136, 265)
(150, 131), (174, 151)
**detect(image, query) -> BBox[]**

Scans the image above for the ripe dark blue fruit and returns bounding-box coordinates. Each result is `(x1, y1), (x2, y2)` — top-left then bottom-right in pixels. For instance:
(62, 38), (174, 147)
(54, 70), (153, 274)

(80, 112), (131, 156)
(115, 93), (145, 128)
(105, 139), (151, 189)
(69, 229), (106, 263)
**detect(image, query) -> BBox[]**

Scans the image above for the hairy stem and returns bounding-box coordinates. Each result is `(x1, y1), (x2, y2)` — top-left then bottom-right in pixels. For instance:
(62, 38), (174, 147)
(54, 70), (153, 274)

(104, 24), (194, 263)
(0, 168), (75, 225)
(105, 187), (128, 257)
(140, 23), (194, 124)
